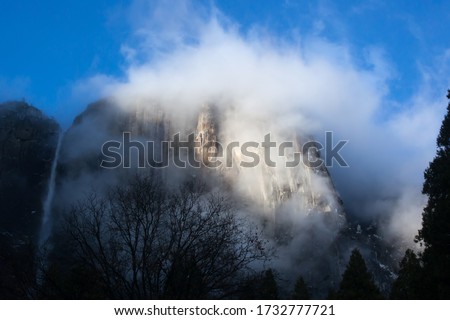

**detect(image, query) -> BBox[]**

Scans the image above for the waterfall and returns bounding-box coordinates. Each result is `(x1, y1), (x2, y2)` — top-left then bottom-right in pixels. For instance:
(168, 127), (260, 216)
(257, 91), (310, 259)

(38, 131), (63, 247)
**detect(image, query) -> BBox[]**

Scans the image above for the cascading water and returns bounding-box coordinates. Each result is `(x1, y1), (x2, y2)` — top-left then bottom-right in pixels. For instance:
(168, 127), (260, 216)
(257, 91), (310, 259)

(38, 130), (63, 247)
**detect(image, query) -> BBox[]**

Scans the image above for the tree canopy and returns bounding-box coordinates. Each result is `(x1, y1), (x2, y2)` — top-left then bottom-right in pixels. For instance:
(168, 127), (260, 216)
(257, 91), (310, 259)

(390, 249), (423, 299)
(292, 276), (310, 300)
(333, 249), (383, 299)
(415, 89), (450, 299)
(40, 174), (268, 299)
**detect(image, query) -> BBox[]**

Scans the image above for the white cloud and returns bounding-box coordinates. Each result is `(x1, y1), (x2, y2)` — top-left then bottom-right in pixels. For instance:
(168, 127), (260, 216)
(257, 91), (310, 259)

(74, 0), (448, 247)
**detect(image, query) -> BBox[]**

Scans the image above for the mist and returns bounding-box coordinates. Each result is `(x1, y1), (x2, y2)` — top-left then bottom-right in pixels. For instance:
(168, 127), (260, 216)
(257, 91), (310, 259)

(65, 0), (449, 249)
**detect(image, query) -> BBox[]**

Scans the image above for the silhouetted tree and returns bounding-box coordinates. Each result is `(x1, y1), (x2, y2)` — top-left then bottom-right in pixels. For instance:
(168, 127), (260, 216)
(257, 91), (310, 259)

(390, 249), (423, 299)
(259, 269), (278, 299)
(333, 249), (383, 299)
(415, 90), (450, 299)
(291, 276), (310, 299)
(42, 174), (267, 299)
(163, 254), (207, 299)
(236, 269), (282, 300)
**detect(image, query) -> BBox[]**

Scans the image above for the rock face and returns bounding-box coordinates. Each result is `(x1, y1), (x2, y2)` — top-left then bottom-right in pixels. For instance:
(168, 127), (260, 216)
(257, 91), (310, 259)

(55, 100), (346, 220)
(0, 101), (60, 242)
(51, 99), (350, 297)
(53, 100), (179, 211)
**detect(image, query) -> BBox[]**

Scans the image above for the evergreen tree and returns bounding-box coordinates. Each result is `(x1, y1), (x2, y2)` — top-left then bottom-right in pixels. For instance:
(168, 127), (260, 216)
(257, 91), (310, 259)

(259, 269), (278, 299)
(334, 249), (383, 299)
(390, 249), (423, 299)
(291, 276), (310, 299)
(415, 90), (450, 299)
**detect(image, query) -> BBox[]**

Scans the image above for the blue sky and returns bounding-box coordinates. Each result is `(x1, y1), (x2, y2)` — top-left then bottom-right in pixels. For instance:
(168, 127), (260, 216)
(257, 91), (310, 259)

(0, 0), (449, 121)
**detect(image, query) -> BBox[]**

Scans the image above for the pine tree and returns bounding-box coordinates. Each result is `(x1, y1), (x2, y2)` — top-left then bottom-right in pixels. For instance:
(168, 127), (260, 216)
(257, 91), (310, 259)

(415, 90), (450, 299)
(291, 276), (310, 299)
(334, 249), (383, 299)
(390, 249), (423, 299)
(259, 269), (278, 299)
(237, 270), (278, 300)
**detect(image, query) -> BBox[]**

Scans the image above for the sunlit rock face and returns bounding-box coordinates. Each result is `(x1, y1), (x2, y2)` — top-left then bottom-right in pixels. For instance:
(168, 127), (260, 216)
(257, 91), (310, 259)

(55, 98), (347, 225)
(194, 104), (346, 220)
